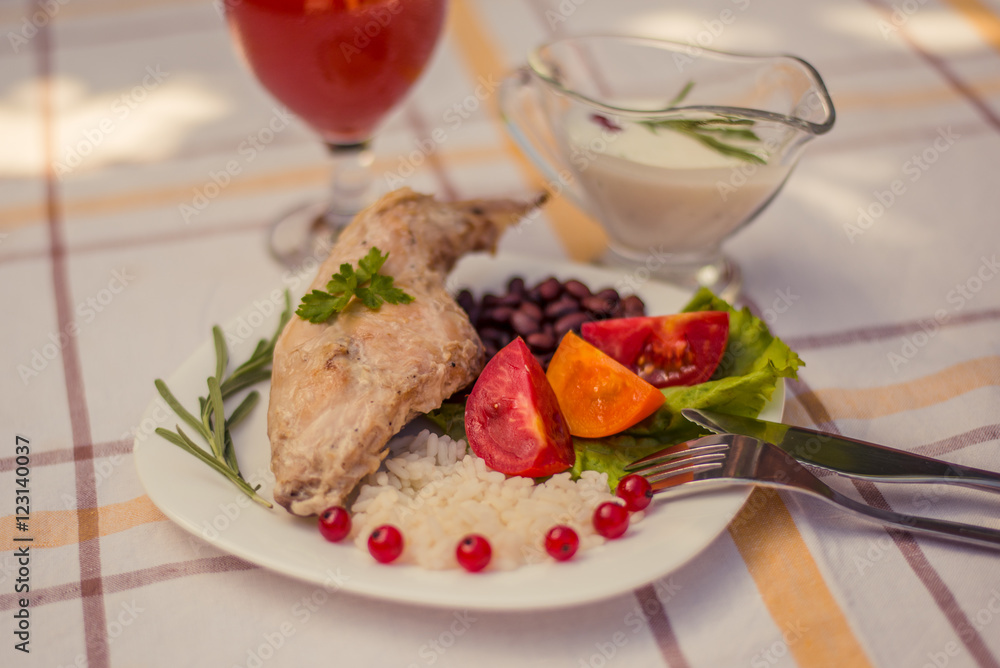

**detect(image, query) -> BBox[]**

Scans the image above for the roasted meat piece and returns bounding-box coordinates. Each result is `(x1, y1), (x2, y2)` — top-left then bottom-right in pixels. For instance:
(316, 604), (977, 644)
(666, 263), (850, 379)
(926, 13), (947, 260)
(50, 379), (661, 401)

(267, 188), (540, 516)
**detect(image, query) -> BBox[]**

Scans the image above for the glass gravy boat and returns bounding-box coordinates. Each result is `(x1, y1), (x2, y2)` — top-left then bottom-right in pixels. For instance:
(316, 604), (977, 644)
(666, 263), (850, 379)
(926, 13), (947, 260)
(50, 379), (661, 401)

(499, 35), (835, 299)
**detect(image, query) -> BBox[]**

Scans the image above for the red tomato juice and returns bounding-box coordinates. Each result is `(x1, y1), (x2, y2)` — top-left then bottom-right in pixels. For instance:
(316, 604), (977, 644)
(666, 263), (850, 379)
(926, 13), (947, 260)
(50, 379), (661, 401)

(225, 0), (447, 144)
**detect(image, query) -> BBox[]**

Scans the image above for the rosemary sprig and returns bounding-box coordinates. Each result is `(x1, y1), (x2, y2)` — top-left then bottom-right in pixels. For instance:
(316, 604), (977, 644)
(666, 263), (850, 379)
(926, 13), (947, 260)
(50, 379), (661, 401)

(640, 81), (767, 165)
(154, 291), (293, 508)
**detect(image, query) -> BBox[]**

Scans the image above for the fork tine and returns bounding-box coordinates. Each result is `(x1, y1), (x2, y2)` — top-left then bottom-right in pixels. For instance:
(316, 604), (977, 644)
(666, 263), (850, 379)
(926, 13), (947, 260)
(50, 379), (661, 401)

(624, 434), (735, 472)
(624, 442), (729, 472)
(625, 434), (733, 493)
(634, 450), (728, 478)
(643, 461), (725, 488)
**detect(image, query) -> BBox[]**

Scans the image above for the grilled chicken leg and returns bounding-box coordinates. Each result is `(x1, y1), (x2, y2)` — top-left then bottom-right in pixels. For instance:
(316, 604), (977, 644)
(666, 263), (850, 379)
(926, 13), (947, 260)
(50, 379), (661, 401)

(267, 188), (540, 516)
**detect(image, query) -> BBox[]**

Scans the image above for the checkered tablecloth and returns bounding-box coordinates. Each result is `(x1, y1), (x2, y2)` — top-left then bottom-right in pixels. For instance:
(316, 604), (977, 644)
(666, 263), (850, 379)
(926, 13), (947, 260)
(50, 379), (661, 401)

(3, 0), (1000, 666)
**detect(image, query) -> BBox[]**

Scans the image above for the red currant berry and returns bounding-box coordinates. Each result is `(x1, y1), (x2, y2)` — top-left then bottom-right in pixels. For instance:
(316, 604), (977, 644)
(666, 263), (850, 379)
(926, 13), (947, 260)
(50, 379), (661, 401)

(616, 474), (653, 512)
(593, 501), (629, 539)
(544, 525), (580, 561)
(317, 506), (351, 543)
(368, 525), (404, 564)
(456, 534), (492, 572)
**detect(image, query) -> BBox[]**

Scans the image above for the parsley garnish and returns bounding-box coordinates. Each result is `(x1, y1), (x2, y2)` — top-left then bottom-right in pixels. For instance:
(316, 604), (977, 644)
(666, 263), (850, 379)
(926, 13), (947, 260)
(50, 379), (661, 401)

(295, 247), (414, 323)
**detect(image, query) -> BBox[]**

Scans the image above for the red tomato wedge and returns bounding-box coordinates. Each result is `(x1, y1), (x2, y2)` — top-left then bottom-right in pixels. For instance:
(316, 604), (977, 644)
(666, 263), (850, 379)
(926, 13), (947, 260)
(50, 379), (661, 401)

(546, 332), (665, 438)
(465, 337), (575, 477)
(580, 312), (729, 388)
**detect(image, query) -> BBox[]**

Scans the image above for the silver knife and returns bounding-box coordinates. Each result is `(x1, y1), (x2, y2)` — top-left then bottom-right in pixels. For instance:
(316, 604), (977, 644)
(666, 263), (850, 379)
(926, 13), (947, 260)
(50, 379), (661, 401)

(681, 408), (1000, 492)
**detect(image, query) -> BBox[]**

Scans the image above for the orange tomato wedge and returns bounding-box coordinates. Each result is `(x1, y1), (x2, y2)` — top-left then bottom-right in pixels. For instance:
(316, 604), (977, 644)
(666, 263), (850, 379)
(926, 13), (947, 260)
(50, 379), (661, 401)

(546, 331), (665, 438)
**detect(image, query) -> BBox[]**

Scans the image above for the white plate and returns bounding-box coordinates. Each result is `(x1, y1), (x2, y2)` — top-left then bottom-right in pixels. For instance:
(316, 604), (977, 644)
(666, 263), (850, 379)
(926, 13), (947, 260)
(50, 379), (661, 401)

(134, 253), (783, 611)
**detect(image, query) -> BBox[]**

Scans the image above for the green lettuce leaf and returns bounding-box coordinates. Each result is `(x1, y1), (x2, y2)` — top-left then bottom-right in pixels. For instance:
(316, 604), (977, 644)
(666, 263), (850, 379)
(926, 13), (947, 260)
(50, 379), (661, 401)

(423, 400), (467, 442)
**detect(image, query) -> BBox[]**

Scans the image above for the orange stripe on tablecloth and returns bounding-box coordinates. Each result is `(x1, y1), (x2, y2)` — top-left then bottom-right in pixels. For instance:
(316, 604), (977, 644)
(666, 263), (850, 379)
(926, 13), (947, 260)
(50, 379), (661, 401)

(833, 76), (1000, 111)
(447, 0), (608, 262)
(942, 0), (1000, 52)
(728, 490), (875, 668)
(796, 355), (1000, 422)
(1, 496), (166, 551)
(0, 146), (507, 231)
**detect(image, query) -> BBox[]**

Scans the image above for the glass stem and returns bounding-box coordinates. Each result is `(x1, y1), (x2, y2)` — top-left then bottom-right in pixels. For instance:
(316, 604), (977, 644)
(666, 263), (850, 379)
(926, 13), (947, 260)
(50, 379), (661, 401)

(323, 140), (375, 228)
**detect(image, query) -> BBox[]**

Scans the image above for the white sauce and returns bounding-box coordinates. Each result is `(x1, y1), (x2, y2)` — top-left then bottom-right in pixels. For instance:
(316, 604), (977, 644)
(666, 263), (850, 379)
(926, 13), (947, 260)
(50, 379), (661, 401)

(564, 109), (789, 255)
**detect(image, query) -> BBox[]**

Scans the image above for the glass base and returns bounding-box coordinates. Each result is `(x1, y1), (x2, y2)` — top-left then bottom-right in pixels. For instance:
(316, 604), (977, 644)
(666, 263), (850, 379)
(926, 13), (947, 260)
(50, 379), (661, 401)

(597, 246), (742, 303)
(267, 200), (353, 268)
(268, 141), (376, 268)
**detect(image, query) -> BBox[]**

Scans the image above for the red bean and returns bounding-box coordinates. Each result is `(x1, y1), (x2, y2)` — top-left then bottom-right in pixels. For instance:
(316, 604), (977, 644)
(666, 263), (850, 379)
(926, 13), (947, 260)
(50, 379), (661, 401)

(457, 275), (646, 369)
(554, 311), (591, 338)
(536, 277), (562, 301)
(479, 327), (507, 344)
(484, 306), (514, 324)
(596, 288), (618, 302)
(526, 331), (556, 351)
(621, 295), (646, 317)
(495, 292), (522, 307)
(544, 297), (579, 320)
(519, 301), (543, 322)
(582, 294), (614, 314)
(457, 289), (475, 312)
(563, 279), (591, 299)
(511, 311), (541, 336)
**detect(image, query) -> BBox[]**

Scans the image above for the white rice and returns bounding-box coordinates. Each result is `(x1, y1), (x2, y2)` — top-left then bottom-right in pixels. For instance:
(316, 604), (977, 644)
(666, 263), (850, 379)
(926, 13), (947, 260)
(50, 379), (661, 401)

(349, 429), (641, 570)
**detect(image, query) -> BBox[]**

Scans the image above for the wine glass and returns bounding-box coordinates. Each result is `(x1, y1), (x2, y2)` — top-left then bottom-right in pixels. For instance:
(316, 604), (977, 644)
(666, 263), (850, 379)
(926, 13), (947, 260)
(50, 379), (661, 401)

(224, 0), (449, 265)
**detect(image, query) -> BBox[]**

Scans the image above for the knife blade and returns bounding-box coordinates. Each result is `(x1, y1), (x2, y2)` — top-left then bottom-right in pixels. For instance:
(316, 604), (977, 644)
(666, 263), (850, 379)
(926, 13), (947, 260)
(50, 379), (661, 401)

(681, 408), (1000, 492)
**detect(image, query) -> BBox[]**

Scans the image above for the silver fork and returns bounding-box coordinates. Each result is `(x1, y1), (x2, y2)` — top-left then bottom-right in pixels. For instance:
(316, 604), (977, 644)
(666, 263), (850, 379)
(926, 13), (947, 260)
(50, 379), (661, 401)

(625, 434), (1000, 550)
